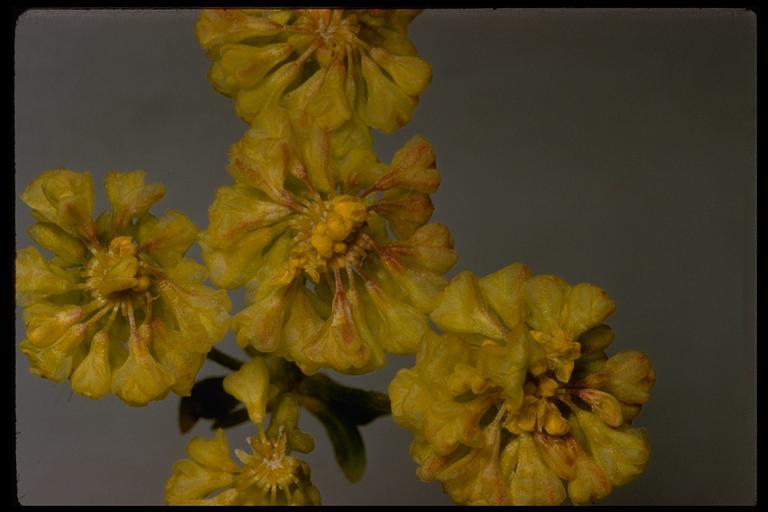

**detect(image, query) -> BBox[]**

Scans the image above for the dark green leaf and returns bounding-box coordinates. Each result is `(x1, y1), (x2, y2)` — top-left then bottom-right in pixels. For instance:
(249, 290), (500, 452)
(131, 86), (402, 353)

(177, 376), (240, 433)
(310, 403), (366, 483)
(297, 374), (391, 426)
(211, 408), (250, 430)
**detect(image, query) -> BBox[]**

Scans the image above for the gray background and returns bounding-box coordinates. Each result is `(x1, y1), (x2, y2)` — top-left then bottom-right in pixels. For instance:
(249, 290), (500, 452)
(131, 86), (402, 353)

(14, 9), (756, 506)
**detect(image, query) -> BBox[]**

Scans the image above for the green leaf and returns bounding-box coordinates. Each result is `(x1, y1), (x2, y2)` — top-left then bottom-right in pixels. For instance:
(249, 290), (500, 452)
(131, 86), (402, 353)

(298, 373), (391, 426)
(211, 408), (250, 430)
(310, 402), (366, 483)
(178, 376), (240, 433)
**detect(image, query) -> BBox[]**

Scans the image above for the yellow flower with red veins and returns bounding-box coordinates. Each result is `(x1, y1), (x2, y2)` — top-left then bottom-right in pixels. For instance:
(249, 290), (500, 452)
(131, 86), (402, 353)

(166, 395), (320, 506)
(389, 264), (655, 505)
(195, 8), (431, 134)
(16, 169), (231, 406)
(200, 120), (456, 375)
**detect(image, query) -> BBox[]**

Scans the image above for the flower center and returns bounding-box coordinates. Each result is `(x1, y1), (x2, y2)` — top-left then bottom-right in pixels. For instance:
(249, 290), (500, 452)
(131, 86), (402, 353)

(289, 195), (370, 282)
(297, 9), (361, 59)
(83, 236), (151, 302)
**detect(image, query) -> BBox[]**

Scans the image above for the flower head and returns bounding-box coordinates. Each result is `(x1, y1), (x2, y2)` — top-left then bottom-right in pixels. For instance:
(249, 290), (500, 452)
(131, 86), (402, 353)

(196, 8), (431, 133)
(16, 169), (231, 406)
(200, 120), (455, 375)
(389, 264), (655, 505)
(165, 399), (320, 506)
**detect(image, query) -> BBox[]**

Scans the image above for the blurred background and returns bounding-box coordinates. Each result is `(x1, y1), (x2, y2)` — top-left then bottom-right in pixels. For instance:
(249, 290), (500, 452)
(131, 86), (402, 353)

(14, 8), (756, 505)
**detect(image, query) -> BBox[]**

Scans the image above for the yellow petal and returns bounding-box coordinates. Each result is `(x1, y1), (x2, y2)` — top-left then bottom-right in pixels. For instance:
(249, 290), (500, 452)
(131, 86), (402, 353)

(478, 263), (530, 331)
(27, 222), (88, 266)
(376, 252), (446, 314)
(157, 259), (232, 349)
(292, 280), (383, 374)
(70, 329), (112, 399)
(20, 169), (95, 239)
(227, 132), (293, 205)
(279, 285), (324, 360)
(15, 247), (80, 306)
(335, 146), (386, 193)
(573, 409), (650, 487)
(290, 115), (334, 194)
(372, 135), (440, 194)
(384, 223), (456, 276)
(111, 327), (176, 406)
(438, 417), (510, 505)
(525, 274), (569, 333)
(209, 43), (293, 96)
(222, 357), (271, 424)
(372, 191), (433, 239)
(165, 458), (236, 505)
(282, 60), (351, 131)
(234, 61), (302, 123)
(581, 350), (656, 405)
(195, 8), (284, 54)
(187, 429), (239, 473)
(369, 46), (431, 97)
(430, 271), (507, 340)
(135, 210), (197, 268)
(231, 283), (291, 352)
(507, 434), (566, 505)
(23, 302), (85, 348)
(360, 54), (417, 133)
(567, 446), (612, 505)
(363, 278), (429, 354)
(423, 394), (495, 456)
(104, 170), (165, 231)
(19, 322), (88, 383)
(151, 319), (207, 396)
(204, 185), (292, 249)
(200, 223), (287, 289)
(389, 368), (433, 432)
(562, 283), (615, 339)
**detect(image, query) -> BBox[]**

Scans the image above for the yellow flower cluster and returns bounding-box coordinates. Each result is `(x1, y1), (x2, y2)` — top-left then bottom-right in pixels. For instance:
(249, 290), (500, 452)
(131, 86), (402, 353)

(166, 395), (319, 505)
(165, 428), (320, 505)
(389, 264), (655, 505)
(16, 170), (231, 406)
(195, 9), (455, 376)
(196, 8), (430, 133)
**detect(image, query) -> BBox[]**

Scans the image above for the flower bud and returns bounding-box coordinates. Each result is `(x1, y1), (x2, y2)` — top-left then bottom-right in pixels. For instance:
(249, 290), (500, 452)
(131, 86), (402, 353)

(582, 350), (656, 404)
(222, 356), (273, 425)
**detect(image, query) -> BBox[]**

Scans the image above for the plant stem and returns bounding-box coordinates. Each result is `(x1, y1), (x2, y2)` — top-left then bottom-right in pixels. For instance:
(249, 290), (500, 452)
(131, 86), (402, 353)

(206, 347), (244, 371)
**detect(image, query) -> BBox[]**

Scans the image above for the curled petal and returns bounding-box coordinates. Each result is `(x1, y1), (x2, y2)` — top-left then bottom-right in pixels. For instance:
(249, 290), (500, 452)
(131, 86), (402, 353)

(384, 223), (457, 275)
(363, 278), (429, 354)
(562, 283), (615, 339)
(70, 329), (112, 399)
(506, 434), (567, 506)
(27, 222), (88, 266)
(20, 169), (94, 239)
(372, 191), (433, 240)
(372, 135), (440, 194)
(369, 46), (431, 97)
(430, 271), (507, 340)
(478, 263), (530, 331)
(222, 357), (272, 425)
(581, 350), (656, 404)
(210, 43), (293, 96)
(104, 171), (165, 231)
(135, 210), (197, 268)
(360, 53), (417, 133)
(15, 247), (80, 306)
(165, 459), (237, 505)
(196, 9), (284, 55)
(111, 325), (175, 406)
(572, 409), (650, 487)
(20, 323), (88, 383)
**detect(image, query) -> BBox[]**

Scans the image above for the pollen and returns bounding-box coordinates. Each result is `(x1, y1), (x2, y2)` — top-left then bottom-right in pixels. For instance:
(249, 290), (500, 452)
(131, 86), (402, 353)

(290, 195), (370, 282)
